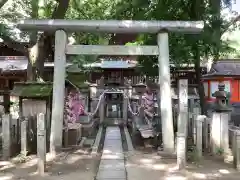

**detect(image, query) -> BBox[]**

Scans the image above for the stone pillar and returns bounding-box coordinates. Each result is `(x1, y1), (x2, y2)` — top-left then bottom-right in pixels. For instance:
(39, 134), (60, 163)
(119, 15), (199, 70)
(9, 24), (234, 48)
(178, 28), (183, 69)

(188, 98), (195, 137)
(123, 95), (128, 124)
(2, 114), (12, 159)
(233, 131), (240, 170)
(21, 117), (28, 156)
(50, 30), (67, 154)
(177, 132), (186, 169)
(157, 32), (174, 153)
(193, 106), (200, 144)
(37, 113), (46, 176)
(177, 79), (188, 169)
(196, 115), (205, 160)
(203, 116), (209, 152)
(99, 93), (105, 123)
(211, 112), (230, 157)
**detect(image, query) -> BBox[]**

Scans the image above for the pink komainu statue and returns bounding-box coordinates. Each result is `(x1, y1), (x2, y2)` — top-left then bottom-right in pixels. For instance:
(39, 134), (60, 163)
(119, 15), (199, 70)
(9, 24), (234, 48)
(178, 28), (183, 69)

(64, 89), (86, 125)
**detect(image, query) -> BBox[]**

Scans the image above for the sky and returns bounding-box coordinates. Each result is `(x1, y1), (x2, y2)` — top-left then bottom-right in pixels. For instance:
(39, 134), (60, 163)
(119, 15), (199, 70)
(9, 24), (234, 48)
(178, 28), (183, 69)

(223, 1), (240, 16)
(232, 1), (240, 13)
(221, 1), (240, 52)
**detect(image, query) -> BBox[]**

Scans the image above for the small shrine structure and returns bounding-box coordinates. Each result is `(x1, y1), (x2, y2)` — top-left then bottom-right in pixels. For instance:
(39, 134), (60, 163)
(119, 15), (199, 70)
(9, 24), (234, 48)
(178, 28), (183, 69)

(202, 60), (240, 104)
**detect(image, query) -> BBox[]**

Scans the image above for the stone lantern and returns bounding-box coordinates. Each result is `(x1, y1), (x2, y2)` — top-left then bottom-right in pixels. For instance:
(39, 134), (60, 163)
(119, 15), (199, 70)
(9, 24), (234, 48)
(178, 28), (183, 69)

(212, 82), (231, 112)
(211, 82), (232, 159)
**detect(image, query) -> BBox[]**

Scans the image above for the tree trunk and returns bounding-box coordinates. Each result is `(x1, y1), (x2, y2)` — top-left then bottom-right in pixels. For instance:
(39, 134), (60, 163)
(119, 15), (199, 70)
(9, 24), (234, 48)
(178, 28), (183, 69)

(27, 37), (46, 81)
(193, 45), (206, 114)
(27, 0), (70, 81)
(189, 0), (206, 114)
(209, 0), (221, 60)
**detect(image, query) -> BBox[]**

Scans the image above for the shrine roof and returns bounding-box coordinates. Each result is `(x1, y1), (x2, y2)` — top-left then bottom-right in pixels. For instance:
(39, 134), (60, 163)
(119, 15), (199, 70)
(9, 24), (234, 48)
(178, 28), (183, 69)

(83, 59), (137, 69)
(0, 56), (73, 72)
(203, 59), (240, 78)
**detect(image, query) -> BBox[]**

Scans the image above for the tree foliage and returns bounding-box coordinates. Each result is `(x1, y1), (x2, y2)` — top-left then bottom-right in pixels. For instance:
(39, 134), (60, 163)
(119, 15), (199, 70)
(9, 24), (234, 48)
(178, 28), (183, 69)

(0, 0), (239, 76)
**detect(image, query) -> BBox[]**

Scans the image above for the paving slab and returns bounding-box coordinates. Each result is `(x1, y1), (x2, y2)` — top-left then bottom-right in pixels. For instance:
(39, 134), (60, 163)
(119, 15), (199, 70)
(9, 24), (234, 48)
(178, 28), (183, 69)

(105, 135), (122, 140)
(96, 170), (126, 179)
(99, 160), (125, 170)
(96, 178), (126, 180)
(104, 139), (122, 144)
(104, 142), (122, 147)
(102, 149), (123, 154)
(101, 153), (124, 160)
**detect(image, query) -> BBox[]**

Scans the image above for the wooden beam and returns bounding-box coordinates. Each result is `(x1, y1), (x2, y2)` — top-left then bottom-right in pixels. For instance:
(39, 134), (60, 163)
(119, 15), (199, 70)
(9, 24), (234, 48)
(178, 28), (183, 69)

(66, 45), (159, 55)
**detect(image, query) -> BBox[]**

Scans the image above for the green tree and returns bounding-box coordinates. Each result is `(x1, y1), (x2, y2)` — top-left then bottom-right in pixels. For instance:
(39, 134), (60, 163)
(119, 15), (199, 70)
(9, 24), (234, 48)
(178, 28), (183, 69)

(0, 0), (70, 81)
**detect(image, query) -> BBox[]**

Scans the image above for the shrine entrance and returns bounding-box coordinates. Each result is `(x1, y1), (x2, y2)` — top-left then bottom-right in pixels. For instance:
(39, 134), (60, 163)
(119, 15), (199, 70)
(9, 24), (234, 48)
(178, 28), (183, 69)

(17, 19), (204, 153)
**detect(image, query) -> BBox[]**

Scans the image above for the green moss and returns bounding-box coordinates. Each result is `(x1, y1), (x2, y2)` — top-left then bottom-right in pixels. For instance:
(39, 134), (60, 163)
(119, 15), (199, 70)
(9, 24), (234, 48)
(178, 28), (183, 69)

(66, 73), (89, 89)
(11, 82), (52, 97)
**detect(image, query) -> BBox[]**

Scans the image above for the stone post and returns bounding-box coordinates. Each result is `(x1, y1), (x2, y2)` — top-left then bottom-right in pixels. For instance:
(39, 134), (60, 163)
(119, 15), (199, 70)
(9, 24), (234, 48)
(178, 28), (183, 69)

(188, 98), (195, 136)
(21, 117), (28, 156)
(158, 32), (174, 153)
(2, 114), (12, 159)
(203, 117), (209, 152)
(37, 113), (46, 176)
(123, 85), (129, 124)
(177, 132), (186, 169)
(123, 96), (128, 124)
(99, 94), (105, 123)
(177, 79), (188, 169)
(233, 130), (240, 170)
(50, 30), (67, 154)
(196, 115), (205, 160)
(193, 106), (200, 144)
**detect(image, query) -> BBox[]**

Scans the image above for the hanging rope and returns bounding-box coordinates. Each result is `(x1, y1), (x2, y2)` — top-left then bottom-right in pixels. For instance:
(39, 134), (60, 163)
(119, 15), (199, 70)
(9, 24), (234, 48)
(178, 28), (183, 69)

(91, 90), (107, 116)
(122, 91), (140, 116)
(127, 98), (139, 116)
(123, 90), (159, 128)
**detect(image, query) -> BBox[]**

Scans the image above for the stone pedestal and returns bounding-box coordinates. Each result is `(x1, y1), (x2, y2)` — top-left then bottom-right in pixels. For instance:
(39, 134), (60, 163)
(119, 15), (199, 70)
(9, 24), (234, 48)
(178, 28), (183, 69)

(211, 112), (230, 156)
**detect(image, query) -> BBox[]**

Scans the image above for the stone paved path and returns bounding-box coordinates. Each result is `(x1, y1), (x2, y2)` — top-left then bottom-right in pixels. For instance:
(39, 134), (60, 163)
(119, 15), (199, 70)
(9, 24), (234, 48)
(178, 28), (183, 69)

(96, 127), (126, 180)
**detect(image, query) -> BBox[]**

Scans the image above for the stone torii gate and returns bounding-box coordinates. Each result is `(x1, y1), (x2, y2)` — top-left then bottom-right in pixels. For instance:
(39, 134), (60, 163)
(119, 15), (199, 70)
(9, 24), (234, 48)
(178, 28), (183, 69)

(17, 20), (204, 154)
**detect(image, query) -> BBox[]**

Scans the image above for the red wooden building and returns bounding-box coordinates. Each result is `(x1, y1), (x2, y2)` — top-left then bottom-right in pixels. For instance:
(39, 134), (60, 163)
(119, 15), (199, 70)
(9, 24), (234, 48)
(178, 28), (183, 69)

(202, 60), (240, 103)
